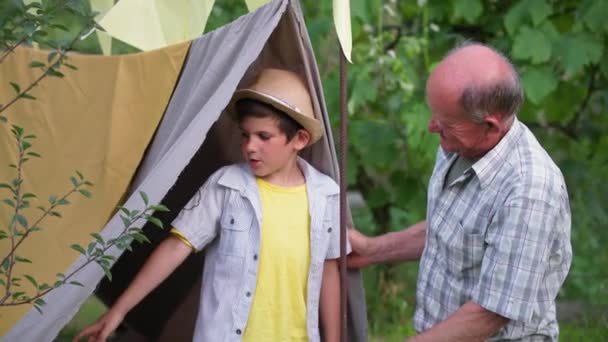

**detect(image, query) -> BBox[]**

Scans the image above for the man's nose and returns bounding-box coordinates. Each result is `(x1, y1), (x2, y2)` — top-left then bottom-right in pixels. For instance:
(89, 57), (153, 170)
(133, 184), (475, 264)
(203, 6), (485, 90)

(428, 118), (440, 133)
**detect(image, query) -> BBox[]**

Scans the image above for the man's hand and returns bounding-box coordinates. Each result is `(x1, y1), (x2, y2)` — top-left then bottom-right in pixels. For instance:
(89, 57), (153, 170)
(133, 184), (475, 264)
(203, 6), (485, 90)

(347, 229), (374, 269)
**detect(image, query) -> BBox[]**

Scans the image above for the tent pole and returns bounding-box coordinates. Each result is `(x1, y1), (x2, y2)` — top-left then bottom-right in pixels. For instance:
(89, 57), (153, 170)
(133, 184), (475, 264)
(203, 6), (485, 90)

(339, 47), (348, 342)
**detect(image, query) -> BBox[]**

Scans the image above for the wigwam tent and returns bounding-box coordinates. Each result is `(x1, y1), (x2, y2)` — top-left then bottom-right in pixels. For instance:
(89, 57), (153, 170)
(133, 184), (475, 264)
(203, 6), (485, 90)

(0, 0), (367, 341)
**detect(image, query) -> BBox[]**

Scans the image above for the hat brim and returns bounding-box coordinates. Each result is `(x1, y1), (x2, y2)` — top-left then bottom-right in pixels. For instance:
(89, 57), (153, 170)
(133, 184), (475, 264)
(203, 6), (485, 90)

(228, 89), (324, 145)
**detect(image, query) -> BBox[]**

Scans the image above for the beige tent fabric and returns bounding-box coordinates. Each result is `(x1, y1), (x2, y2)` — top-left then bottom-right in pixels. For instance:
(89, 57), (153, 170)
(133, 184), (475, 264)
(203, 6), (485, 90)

(0, 42), (190, 332)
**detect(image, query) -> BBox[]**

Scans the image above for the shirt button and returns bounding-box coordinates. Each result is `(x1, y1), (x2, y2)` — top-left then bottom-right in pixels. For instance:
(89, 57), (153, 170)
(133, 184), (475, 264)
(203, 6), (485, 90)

(246, 292), (251, 297)
(236, 329), (242, 335)
(253, 254), (258, 260)
(327, 227), (332, 233)
(230, 218), (235, 224)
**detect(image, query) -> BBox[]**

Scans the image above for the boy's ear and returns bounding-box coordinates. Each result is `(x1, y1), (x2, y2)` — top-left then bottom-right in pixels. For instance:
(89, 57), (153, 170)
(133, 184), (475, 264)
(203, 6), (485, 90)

(293, 129), (311, 150)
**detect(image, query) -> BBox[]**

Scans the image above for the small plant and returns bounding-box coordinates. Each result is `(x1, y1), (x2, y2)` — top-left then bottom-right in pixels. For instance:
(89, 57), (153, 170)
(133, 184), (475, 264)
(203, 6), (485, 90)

(0, 126), (168, 314)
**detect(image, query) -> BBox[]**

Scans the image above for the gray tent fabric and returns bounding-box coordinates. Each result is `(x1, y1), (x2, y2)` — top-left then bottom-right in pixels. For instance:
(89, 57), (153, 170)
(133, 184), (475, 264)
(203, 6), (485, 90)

(2, 1), (368, 341)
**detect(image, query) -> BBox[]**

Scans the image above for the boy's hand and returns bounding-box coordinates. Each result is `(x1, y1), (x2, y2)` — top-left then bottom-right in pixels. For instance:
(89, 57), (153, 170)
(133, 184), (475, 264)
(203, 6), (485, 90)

(347, 229), (373, 269)
(72, 309), (124, 342)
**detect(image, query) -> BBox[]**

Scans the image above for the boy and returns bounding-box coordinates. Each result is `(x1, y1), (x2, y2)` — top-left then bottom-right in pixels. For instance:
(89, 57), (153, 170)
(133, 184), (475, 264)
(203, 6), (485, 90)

(74, 68), (345, 342)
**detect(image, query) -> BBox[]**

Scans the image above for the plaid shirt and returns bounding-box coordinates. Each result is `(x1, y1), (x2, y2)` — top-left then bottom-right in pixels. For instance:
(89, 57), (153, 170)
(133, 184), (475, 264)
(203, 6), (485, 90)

(415, 119), (572, 341)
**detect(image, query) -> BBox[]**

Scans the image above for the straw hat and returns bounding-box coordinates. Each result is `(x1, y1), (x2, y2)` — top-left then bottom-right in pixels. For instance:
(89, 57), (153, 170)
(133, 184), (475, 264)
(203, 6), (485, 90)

(229, 68), (323, 144)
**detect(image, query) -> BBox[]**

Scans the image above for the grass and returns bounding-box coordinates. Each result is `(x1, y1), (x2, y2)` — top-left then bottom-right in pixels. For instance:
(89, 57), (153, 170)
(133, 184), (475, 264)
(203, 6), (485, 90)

(56, 293), (608, 341)
(54, 296), (106, 342)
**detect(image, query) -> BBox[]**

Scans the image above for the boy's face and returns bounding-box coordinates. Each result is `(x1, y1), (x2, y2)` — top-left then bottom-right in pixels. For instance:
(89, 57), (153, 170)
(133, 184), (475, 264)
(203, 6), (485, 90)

(239, 115), (309, 182)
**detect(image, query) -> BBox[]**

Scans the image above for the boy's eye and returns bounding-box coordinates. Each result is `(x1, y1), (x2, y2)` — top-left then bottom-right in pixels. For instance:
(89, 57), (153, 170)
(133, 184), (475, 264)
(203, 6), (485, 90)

(240, 132), (249, 138)
(258, 133), (271, 140)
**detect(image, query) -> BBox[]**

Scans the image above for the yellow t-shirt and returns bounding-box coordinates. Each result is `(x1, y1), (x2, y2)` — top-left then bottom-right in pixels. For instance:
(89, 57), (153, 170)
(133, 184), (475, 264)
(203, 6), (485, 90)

(243, 178), (311, 341)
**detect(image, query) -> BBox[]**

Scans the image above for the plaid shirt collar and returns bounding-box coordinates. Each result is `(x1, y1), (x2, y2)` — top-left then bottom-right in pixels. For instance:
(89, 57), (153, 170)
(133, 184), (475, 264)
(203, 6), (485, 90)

(471, 117), (524, 189)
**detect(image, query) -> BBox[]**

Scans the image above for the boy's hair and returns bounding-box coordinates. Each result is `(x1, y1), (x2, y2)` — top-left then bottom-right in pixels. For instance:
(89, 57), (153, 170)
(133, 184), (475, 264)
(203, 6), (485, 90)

(235, 98), (305, 141)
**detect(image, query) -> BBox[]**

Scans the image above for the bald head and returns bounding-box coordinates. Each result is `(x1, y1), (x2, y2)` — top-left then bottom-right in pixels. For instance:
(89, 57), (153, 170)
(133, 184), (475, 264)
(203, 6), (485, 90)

(427, 43), (523, 123)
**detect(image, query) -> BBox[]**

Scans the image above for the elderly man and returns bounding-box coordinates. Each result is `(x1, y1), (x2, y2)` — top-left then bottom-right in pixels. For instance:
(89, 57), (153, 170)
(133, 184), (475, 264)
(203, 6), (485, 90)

(349, 43), (572, 341)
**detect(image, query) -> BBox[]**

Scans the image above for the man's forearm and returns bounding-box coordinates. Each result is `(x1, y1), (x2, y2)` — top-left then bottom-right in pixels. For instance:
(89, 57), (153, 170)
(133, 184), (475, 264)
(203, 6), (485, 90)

(370, 220), (426, 264)
(407, 301), (509, 342)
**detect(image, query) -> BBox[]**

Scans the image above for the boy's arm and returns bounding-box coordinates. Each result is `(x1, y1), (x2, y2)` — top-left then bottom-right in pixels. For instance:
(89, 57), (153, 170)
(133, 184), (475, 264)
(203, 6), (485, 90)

(320, 259), (340, 342)
(74, 235), (192, 341)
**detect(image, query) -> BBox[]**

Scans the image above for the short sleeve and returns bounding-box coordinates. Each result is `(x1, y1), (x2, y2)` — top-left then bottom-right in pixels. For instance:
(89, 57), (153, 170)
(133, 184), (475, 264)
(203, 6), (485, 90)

(325, 195), (352, 259)
(472, 194), (568, 323)
(171, 168), (226, 251)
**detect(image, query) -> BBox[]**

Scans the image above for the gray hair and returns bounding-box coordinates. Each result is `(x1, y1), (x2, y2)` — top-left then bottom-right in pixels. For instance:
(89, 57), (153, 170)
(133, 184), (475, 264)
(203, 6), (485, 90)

(449, 41), (524, 123)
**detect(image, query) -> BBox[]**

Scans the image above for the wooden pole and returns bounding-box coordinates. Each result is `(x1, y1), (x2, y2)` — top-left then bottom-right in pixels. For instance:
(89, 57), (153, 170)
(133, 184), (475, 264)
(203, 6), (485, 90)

(339, 46), (348, 342)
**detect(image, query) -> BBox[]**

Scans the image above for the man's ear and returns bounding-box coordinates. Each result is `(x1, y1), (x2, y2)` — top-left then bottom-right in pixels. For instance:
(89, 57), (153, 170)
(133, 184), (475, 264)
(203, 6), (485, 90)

(483, 114), (502, 133)
(293, 129), (311, 150)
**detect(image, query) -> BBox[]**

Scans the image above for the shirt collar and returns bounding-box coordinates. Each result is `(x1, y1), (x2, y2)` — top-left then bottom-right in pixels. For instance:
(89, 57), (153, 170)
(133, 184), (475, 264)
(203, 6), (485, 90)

(471, 117), (524, 189)
(217, 157), (338, 196)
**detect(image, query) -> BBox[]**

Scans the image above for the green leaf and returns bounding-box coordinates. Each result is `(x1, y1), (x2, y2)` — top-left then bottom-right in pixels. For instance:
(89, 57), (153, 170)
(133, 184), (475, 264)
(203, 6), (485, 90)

(52, 24), (69, 32)
(581, 1), (608, 33)
(28, 61), (45, 68)
(521, 66), (558, 104)
(24, 274), (38, 288)
(0, 183), (13, 190)
(19, 93), (36, 100)
(146, 216), (164, 229)
(64, 63), (78, 70)
(50, 211), (62, 217)
(34, 299), (46, 307)
(139, 191), (149, 206)
(27, 151), (41, 158)
(90, 233), (104, 244)
(46, 69), (64, 78)
(2, 199), (15, 208)
(47, 51), (58, 63)
(21, 140), (31, 150)
(69, 176), (78, 187)
(511, 26), (552, 63)
(0, 116), (7, 123)
(100, 265), (112, 282)
(76, 170), (84, 180)
(15, 255), (32, 263)
(69, 281), (84, 287)
(527, 0), (552, 26)
(87, 241), (96, 255)
(150, 204), (170, 212)
(452, 0), (482, 24)
(22, 193), (36, 199)
(132, 232), (150, 244)
(70, 244), (87, 255)
(9, 82), (20, 94)
(79, 189), (92, 198)
(58, 198), (70, 205)
(38, 283), (51, 290)
(556, 33), (604, 76)
(15, 214), (28, 228)
(120, 215), (132, 228)
(504, 1), (527, 36)
(49, 195), (57, 204)
(12, 292), (26, 300)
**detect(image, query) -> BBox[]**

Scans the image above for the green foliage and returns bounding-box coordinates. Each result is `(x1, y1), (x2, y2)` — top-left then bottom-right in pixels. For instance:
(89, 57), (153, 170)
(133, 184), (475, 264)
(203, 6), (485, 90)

(204, 2), (608, 335)
(0, 126), (169, 312)
(299, 0), (608, 336)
